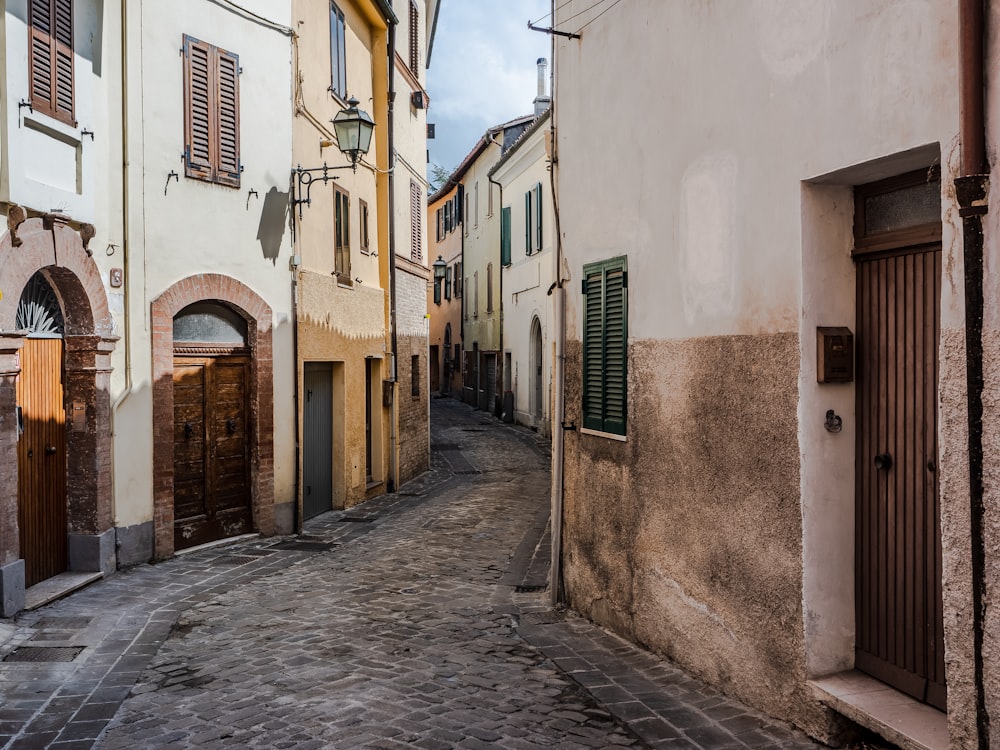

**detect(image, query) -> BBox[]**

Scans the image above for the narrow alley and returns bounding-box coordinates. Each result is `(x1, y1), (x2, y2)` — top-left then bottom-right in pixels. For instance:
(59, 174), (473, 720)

(0, 401), (820, 749)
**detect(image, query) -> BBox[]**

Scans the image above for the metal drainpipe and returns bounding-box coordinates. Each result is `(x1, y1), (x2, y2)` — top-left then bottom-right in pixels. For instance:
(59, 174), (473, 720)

(387, 20), (399, 493)
(955, 0), (989, 746)
(547, 3), (564, 606)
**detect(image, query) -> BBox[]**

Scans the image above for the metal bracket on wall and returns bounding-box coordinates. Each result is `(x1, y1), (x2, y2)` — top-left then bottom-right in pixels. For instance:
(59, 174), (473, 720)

(165, 171), (179, 195)
(291, 163), (354, 219)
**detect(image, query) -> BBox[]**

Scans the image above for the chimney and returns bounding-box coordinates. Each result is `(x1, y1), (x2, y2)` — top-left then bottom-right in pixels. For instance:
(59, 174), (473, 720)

(533, 57), (551, 116)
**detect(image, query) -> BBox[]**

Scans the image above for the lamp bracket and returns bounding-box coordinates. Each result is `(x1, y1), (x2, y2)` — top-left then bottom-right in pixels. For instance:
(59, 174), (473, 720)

(291, 163), (355, 219)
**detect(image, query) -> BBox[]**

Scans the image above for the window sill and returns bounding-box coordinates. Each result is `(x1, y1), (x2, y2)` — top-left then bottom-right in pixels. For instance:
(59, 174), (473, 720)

(809, 671), (947, 750)
(334, 273), (353, 288)
(580, 427), (627, 442)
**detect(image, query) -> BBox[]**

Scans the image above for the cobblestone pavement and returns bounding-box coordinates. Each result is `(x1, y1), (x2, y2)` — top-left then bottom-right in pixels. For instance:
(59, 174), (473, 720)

(0, 399), (825, 749)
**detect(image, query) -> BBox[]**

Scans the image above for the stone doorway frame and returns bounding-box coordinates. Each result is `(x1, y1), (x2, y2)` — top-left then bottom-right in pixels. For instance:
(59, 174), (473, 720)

(0, 217), (117, 617)
(150, 274), (274, 560)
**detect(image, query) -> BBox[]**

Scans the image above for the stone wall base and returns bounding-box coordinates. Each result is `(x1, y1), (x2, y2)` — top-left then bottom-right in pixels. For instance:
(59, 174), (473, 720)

(68, 529), (116, 576)
(115, 523), (154, 568)
(0, 560), (25, 617)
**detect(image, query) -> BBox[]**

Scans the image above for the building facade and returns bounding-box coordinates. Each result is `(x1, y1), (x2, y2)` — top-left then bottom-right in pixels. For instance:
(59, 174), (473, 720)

(428, 183), (464, 398)
(551, 1), (1000, 748)
(292, 0), (394, 519)
(0, 0), (125, 614)
(491, 108), (554, 434)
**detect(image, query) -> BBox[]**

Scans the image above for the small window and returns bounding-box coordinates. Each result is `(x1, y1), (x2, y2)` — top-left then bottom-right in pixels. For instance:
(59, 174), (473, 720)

(408, 0), (420, 75)
(501, 206), (512, 266)
(29, 0), (75, 125)
(464, 193), (470, 237)
(330, 2), (347, 100)
(410, 180), (423, 262)
(334, 185), (351, 280)
(183, 34), (241, 188)
(433, 277), (442, 305)
(360, 199), (370, 253)
(411, 354), (420, 397)
(473, 270), (479, 317)
(474, 182), (479, 228)
(444, 266), (452, 300)
(455, 262), (463, 298)
(582, 257), (628, 436)
(487, 262), (493, 313)
(525, 182), (543, 254)
(488, 182), (494, 217)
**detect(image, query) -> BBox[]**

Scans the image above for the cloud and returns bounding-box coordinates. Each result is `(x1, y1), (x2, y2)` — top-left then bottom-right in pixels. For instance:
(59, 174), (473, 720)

(427, 0), (551, 171)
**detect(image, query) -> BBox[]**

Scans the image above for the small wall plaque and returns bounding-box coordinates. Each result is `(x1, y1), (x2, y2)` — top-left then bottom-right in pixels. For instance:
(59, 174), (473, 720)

(71, 401), (87, 432)
(817, 327), (854, 383)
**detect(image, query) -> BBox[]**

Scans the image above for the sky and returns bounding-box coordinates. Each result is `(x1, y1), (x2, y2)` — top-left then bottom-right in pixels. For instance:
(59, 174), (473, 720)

(426, 0), (551, 178)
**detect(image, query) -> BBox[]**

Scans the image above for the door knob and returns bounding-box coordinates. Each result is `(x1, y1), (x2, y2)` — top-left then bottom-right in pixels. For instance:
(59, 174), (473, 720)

(874, 453), (893, 470)
(45, 445), (57, 455)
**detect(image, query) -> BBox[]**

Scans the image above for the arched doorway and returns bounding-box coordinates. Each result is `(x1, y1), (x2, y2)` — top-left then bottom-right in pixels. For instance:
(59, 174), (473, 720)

(172, 302), (253, 550)
(15, 273), (68, 587)
(150, 274), (275, 560)
(0, 217), (117, 615)
(530, 317), (543, 422)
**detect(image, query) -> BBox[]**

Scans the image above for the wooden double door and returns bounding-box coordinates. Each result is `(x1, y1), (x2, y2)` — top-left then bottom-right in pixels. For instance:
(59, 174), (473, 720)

(173, 353), (252, 549)
(855, 243), (945, 709)
(16, 338), (68, 587)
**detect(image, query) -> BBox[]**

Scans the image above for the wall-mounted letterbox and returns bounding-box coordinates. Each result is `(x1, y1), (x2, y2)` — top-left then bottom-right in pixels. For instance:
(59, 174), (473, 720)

(817, 327), (854, 383)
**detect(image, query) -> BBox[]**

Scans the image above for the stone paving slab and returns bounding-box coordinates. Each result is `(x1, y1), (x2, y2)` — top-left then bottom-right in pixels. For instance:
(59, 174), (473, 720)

(0, 399), (828, 749)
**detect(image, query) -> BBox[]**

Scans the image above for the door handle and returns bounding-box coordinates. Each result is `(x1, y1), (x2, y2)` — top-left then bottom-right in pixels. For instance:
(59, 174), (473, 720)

(184, 422), (194, 438)
(45, 445), (57, 456)
(226, 418), (237, 434)
(874, 453), (893, 470)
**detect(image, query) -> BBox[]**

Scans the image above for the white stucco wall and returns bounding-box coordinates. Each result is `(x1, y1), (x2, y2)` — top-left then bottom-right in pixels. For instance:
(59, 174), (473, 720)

(554, 0), (966, 739)
(115, 0), (295, 527)
(494, 117), (554, 431)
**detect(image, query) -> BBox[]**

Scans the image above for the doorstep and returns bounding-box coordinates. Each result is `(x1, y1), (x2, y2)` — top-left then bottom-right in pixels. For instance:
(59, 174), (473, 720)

(174, 533), (260, 557)
(24, 571), (103, 611)
(810, 671), (948, 750)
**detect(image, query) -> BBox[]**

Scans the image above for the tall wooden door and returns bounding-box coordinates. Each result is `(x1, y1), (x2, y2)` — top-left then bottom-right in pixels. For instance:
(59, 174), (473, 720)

(173, 355), (252, 549)
(303, 363), (333, 520)
(16, 338), (67, 587)
(855, 244), (945, 709)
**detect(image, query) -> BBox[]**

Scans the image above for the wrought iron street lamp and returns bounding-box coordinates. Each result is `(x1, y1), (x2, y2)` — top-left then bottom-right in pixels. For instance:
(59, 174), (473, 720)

(433, 255), (447, 280)
(292, 97), (376, 218)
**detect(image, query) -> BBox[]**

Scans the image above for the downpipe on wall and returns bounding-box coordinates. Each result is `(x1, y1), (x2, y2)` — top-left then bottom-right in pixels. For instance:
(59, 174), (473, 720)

(387, 20), (399, 493)
(956, 0), (989, 746)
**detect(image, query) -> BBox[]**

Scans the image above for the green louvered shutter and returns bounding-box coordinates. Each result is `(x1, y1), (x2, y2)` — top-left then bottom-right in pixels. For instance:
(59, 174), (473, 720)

(525, 190), (532, 254)
(602, 265), (627, 434)
(535, 182), (543, 251)
(501, 207), (511, 266)
(582, 258), (628, 435)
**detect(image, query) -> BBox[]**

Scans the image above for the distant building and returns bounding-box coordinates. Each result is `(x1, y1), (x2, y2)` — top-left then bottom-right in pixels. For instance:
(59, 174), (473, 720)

(428, 182), (464, 399)
(490, 105), (554, 434)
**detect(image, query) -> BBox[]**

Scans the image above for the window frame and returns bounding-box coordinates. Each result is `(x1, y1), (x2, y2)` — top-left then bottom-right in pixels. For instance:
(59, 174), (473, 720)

(500, 206), (512, 266)
(183, 34), (241, 188)
(582, 256), (628, 437)
(359, 199), (370, 254)
(408, 0), (420, 76)
(28, 0), (75, 126)
(444, 266), (452, 300)
(410, 180), (423, 262)
(487, 262), (494, 313)
(334, 184), (351, 282)
(330, 2), (347, 101)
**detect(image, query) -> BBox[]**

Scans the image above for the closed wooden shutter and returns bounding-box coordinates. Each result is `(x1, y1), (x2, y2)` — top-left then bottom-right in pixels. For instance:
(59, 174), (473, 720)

(184, 35), (240, 187)
(409, 0), (419, 74)
(501, 207), (511, 266)
(29, 0), (75, 125)
(184, 36), (214, 179)
(582, 258), (628, 435)
(216, 48), (241, 186)
(410, 181), (423, 261)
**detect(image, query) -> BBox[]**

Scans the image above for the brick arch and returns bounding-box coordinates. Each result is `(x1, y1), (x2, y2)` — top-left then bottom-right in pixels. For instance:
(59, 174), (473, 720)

(150, 274), (275, 559)
(0, 218), (117, 615)
(0, 219), (113, 336)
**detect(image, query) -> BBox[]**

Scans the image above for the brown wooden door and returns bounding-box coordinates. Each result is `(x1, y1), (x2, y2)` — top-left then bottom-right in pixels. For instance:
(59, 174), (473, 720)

(16, 338), (67, 587)
(173, 354), (252, 549)
(855, 244), (945, 710)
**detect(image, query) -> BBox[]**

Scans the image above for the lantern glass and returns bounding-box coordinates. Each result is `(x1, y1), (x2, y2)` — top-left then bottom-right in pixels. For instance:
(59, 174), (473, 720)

(332, 97), (375, 164)
(433, 256), (447, 280)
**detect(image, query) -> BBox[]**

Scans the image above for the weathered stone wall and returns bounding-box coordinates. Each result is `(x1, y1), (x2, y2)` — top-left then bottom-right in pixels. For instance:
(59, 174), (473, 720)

(395, 268), (430, 487)
(562, 334), (833, 738)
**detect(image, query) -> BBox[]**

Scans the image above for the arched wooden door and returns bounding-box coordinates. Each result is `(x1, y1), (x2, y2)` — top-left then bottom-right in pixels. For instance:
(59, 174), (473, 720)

(172, 303), (253, 550)
(530, 318), (543, 420)
(15, 274), (68, 587)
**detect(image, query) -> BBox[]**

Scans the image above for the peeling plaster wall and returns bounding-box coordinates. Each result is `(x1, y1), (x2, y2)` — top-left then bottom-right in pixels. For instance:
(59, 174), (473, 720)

(553, 0), (975, 742)
(297, 270), (389, 507)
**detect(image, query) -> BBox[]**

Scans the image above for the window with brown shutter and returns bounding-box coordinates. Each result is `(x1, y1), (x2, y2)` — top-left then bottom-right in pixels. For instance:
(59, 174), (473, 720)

(183, 35), (241, 188)
(408, 1), (419, 75)
(410, 180), (423, 262)
(29, 0), (75, 125)
(334, 185), (351, 280)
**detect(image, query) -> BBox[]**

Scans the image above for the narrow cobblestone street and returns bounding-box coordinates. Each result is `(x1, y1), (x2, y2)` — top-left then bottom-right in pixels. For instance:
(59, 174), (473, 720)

(0, 400), (823, 749)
